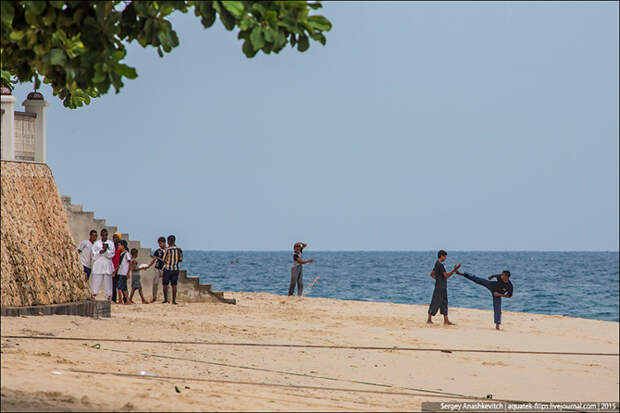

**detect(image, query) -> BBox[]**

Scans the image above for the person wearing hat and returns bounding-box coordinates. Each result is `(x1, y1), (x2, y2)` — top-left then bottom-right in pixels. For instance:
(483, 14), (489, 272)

(288, 242), (313, 297)
(456, 269), (514, 330)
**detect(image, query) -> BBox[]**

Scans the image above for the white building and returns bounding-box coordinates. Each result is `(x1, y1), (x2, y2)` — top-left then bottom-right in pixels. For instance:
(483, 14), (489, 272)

(1, 87), (48, 163)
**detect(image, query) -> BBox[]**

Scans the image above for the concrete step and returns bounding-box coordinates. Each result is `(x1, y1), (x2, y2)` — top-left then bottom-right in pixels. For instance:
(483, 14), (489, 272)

(127, 240), (141, 251)
(93, 219), (106, 227)
(178, 271), (235, 304)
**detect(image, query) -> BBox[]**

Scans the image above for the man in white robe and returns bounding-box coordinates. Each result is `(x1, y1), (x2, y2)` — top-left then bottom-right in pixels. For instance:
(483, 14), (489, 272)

(90, 228), (115, 300)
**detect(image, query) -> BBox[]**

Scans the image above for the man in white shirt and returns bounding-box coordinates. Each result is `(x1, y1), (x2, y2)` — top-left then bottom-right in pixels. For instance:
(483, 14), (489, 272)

(90, 228), (116, 300)
(77, 229), (97, 280)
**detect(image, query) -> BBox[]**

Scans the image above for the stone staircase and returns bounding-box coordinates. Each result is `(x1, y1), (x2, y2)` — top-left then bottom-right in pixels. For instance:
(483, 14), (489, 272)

(61, 196), (235, 305)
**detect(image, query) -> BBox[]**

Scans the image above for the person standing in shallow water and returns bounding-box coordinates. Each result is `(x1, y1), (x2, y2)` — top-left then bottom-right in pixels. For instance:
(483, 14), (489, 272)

(427, 250), (460, 325)
(457, 269), (514, 330)
(289, 242), (313, 297)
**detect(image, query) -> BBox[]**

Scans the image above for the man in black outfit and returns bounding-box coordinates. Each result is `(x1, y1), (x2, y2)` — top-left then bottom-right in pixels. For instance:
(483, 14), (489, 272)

(456, 269), (514, 330)
(427, 250), (461, 325)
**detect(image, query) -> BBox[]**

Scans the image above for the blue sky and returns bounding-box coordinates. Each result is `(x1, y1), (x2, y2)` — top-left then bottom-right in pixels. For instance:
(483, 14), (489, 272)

(12, 2), (619, 251)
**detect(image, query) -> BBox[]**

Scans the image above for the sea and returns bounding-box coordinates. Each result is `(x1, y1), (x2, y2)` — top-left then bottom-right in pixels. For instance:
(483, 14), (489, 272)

(181, 251), (619, 322)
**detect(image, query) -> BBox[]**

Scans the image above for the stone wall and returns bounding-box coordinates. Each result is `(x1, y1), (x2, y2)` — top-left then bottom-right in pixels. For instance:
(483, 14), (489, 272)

(1, 161), (90, 307)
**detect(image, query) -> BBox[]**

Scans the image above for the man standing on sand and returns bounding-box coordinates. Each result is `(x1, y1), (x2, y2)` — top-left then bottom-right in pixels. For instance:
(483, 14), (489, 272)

(90, 228), (115, 300)
(162, 235), (183, 305)
(427, 250), (460, 325)
(289, 242), (313, 297)
(77, 229), (97, 280)
(456, 269), (514, 330)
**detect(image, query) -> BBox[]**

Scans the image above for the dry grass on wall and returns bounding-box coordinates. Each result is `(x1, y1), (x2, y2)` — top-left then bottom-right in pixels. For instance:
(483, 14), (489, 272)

(1, 161), (90, 307)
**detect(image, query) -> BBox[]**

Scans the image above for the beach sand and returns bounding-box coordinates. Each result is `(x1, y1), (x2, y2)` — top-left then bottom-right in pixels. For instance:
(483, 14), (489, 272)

(1, 292), (618, 412)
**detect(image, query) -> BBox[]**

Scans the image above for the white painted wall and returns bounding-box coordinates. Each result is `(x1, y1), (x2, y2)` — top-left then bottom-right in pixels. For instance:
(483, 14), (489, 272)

(1, 95), (17, 160)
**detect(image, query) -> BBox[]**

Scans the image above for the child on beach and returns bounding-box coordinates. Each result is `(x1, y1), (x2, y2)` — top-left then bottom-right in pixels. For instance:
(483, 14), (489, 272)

(128, 248), (149, 304)
(427, 250), (460, 325)
(146, 237), (166, 303)
(457, 269), (514, 330)
(113, 240), (130, 305)
(289, 242), (313, 297)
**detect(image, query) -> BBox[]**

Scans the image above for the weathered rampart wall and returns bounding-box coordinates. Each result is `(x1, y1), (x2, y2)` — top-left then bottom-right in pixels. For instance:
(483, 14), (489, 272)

(1, 161), (89, 307)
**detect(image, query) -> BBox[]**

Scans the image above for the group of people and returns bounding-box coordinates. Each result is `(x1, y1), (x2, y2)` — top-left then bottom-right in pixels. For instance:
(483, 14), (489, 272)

(79, 234), (512, 328)
(77, 229), (183, 305)
(288, 245), (515, 330)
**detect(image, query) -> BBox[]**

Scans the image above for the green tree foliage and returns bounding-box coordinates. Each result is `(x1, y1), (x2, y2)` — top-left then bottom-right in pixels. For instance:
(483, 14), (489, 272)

(0, 1), (331, 108)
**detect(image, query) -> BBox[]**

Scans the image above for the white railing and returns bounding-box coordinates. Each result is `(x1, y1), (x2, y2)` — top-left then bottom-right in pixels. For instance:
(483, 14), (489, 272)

(14, 113), (36, 161)
(1, 92), (48, 163)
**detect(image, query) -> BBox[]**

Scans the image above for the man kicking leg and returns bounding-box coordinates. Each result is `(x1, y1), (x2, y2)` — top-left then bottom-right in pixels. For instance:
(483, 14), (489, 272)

(457, 270), (514, 330)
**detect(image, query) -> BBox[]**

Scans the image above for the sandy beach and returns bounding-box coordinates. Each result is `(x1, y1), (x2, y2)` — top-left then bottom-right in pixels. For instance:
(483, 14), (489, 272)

(1, 292), (618, 412)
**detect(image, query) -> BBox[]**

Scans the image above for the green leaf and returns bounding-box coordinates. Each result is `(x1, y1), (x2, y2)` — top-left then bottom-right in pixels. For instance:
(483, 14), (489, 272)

(249, 26), (264, 49)
(219, 9), (235, 30)
(200, 7), (216, 28)
(114, 64), (138, 79)
(42, 7), (57, 26)
(264, 10), (277, 25)
(264, 27), (274, 42)
(26, 30), (38, 48)
(33, 44), (47, 56)
(297, 34), (309, 52)
(26, 1), (46, 16)
(1, 1), (14, 25)
(250, 3), (265, 16)
(307, 15), (331, 31)
(169, 30), (179, 47)
(49, 48), (66, 65)
(92, 71), (107, 83)
(221, 1), (244, 17)
(273, 30), (286, 49)
(9, 31), (25, 41)
(1, 70), (14, 91)
(112, 50), (124, 61)
(242, 38), (257, 58)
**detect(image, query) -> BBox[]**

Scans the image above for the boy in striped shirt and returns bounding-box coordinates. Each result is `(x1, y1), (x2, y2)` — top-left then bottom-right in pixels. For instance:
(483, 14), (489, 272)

(162, 235), (183, 305)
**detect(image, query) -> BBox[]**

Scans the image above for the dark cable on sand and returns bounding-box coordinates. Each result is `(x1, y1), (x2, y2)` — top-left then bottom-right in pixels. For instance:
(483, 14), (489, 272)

(100, 346), (470, 399)
(68, 367), (528, 403)
(2, 335), (618, 356)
